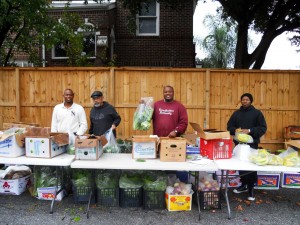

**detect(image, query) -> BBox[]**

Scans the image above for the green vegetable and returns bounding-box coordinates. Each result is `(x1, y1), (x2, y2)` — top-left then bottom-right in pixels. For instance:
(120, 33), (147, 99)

(133, 97), (154, 131)
(72, 169), (93, 187)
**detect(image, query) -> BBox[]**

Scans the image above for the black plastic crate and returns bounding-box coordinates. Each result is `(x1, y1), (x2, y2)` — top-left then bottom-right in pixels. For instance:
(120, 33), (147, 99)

(96, 187), (119, 207)
(73, 186), (96, 204)
(119, 187), (143, 207)
(198, 190), (221, 210)
(143, 190), (166, 210)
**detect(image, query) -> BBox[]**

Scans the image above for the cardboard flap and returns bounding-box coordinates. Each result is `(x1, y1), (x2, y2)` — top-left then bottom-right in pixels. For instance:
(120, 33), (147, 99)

(98, 135), (108, 146)
(51, 133), (69, 146)
(0, 133), (14, 142)
(15, 133), (25, 148)
(285, 140), (300, 149)
(189, 122), (230, 140)
(26, 127), (51, 137)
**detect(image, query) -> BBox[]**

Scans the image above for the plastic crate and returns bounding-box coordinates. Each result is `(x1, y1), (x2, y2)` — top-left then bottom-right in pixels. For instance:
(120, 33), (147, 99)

(198, 190), (221, 210)
(96, 187), (119, 207)
(72, 185), (96, 204)
(143, 190), (165, 210)
(119, 187), (143, 207)
(200, 138), (232, 159)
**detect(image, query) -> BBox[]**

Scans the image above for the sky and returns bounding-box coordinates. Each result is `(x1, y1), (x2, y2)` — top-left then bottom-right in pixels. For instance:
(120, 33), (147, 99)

(193, 1), (300, 69)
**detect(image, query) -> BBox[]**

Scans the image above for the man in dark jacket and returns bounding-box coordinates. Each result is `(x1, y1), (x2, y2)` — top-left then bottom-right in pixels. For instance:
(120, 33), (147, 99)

(227, 93), (267, 201)
(89, 91), (121, 137)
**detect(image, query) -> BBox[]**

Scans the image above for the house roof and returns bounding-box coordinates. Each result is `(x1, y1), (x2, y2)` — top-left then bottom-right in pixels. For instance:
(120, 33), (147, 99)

(50, 1), (116, 11)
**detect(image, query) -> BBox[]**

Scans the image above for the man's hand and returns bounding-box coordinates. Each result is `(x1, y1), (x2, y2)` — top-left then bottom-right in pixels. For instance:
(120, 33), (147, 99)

(168, 130), (177, 138)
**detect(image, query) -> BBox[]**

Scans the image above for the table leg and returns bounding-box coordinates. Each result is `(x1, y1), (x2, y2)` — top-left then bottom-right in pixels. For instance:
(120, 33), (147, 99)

(194, 171), (202, 221)
(50, 166), (64, 214)
(224, 170), (231, 219)
(86, 189), (93, 219)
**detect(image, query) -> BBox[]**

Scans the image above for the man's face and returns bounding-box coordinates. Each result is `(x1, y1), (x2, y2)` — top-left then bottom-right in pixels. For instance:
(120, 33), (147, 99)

(241, 96), (252, 108)
(63, 90), (74, 104)
(163, 86), (174, 102)
(92, 96), (104, 107)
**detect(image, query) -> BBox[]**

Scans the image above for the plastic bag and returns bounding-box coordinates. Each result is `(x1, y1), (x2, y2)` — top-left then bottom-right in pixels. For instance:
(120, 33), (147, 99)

(278, 147), (300, 167)
(234, 131), (254, 143)
(119, 171), (143, 188)
(95, 170), (120, 189)
(133, 97), (154, 130)
(233, 144), (256, 162)
(103, 128), (120, 153)
(249, 149), (270, 165)
(143, 171), (167, 191)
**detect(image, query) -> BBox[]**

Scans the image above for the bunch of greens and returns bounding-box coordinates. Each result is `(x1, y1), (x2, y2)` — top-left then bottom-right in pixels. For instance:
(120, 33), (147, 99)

(95, 170), (120, 189)
(72, 169), (93, 187)
(119, 171), (144, 189)
(143, 171), (167, 191)
(116, 138), (133, 153)
(133, 97), (154, 131)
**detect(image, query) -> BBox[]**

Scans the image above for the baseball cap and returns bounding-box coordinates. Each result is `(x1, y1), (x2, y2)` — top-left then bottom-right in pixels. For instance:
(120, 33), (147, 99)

(91, 91), (103, 98)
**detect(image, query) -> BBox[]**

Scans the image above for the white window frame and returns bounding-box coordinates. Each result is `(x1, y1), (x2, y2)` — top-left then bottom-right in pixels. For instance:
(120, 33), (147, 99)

(136, 1), (160, 36)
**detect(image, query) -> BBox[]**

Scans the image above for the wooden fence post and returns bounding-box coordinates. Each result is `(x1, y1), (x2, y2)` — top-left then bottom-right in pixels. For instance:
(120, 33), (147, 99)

(205, 69), (210, 129)
(15, 68), (20, 121)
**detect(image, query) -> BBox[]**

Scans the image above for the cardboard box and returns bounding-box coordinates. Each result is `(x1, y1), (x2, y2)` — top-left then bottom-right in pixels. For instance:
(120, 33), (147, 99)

(182, 133), (198, 145)
(285, 140), (300, 149)
(132, 136), (158, 159)
(189, 122), (230, 140)
(160, 138), (186, 162)
(0, 174), (31, 195)
(37, 186), (65, 201)
(3, 122), (39, 130)
(281, 172), (300, 188)
(255, 172), (280, 190)
(0, 128), (26, 157)
(216, 175), (241, 188)
(75, 136), (103, 160)
(165, 192), (192, 211)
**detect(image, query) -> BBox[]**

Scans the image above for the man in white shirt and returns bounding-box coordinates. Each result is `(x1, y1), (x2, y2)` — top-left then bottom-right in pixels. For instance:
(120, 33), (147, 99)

(51, 89), (88, 146)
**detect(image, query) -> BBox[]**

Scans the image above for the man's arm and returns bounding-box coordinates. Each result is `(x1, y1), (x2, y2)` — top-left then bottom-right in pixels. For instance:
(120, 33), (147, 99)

(76, 107), (88, 135)
(51, 106), (58, 132)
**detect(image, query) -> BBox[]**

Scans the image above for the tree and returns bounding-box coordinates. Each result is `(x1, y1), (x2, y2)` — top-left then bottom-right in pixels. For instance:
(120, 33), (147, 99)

(0, 0), (53, 66)
(217, 0), (300, 69)
(199, 14), (236, 68)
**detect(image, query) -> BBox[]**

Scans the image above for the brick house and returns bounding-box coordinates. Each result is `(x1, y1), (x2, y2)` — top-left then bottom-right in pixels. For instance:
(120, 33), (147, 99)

(23, 0), (197, 68)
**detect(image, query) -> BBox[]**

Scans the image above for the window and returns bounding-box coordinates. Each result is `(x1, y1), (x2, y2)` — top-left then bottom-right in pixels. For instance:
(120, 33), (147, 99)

(52, 19), (96, 59)
(136, 1), (160, 36)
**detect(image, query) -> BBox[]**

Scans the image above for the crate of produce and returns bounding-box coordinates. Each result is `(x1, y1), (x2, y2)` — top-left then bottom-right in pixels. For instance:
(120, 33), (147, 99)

(119, 187), (143, 207)
(73, 185), (96, 204)
(96, 187), (119, 207)
(200, 138), (233, 159)
(143, 190), (165, 209)
(198, 190), (221, 210)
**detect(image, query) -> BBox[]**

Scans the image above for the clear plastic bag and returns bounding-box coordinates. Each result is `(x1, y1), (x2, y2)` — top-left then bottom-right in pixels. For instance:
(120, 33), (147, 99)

(133, 97), (154, 130)
(103, 128), (120, 153)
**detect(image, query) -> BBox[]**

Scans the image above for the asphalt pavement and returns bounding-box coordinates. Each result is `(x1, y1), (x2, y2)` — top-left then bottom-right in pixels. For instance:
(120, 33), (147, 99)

(0, 187), (299, 225)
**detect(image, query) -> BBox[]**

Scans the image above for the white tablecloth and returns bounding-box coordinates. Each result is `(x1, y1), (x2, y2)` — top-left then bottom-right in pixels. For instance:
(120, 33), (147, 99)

(71, 153), (218, 171)
(214, 157), (300, 172)
(0, 154), (75, 166)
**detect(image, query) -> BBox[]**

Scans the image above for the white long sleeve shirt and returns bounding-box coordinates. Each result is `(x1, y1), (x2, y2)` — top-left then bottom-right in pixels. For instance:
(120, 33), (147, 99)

(51, 103), (88, 136)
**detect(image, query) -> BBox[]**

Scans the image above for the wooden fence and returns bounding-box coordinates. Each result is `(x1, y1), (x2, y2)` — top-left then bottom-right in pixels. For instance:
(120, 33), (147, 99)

(0, 67), (299, 150)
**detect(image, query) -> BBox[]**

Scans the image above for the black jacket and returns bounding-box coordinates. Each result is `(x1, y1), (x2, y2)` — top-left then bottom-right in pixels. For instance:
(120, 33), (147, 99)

(227, 105), (267, 149)
(89, 102), (121, 136)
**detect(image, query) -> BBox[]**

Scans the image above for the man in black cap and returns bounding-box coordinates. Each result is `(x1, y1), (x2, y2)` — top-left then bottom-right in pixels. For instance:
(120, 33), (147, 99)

(89, 91), (121, 137)
(227, 93), (267, 201)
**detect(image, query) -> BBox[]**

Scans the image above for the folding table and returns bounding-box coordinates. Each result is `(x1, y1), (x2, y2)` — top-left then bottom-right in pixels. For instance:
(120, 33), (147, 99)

(214, 158), (300, 219)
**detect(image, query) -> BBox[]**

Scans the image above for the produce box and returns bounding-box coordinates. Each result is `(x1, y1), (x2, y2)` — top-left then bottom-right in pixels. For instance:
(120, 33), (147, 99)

(281, 172), (300, 188)
(37, 186), (65, 201)
(189, 122), (230, 140)
(198, 190), (221, 210)
(165, 192), (193, 211)
(132, 135), (158, 159)
(25, 136), (67, 158)
(182, 133), (198, 145)
(0, 128), (26, 157)
(255, 172), (280, 190)
(75, 136), (103, 160)
(160, 138), (186, 162)
(0, 174), (31, 195)
(215, 170), (239, 176)
(200, 138), (233, 160)
(143, 190), (165, 209)
(216, 175), (241, 188)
